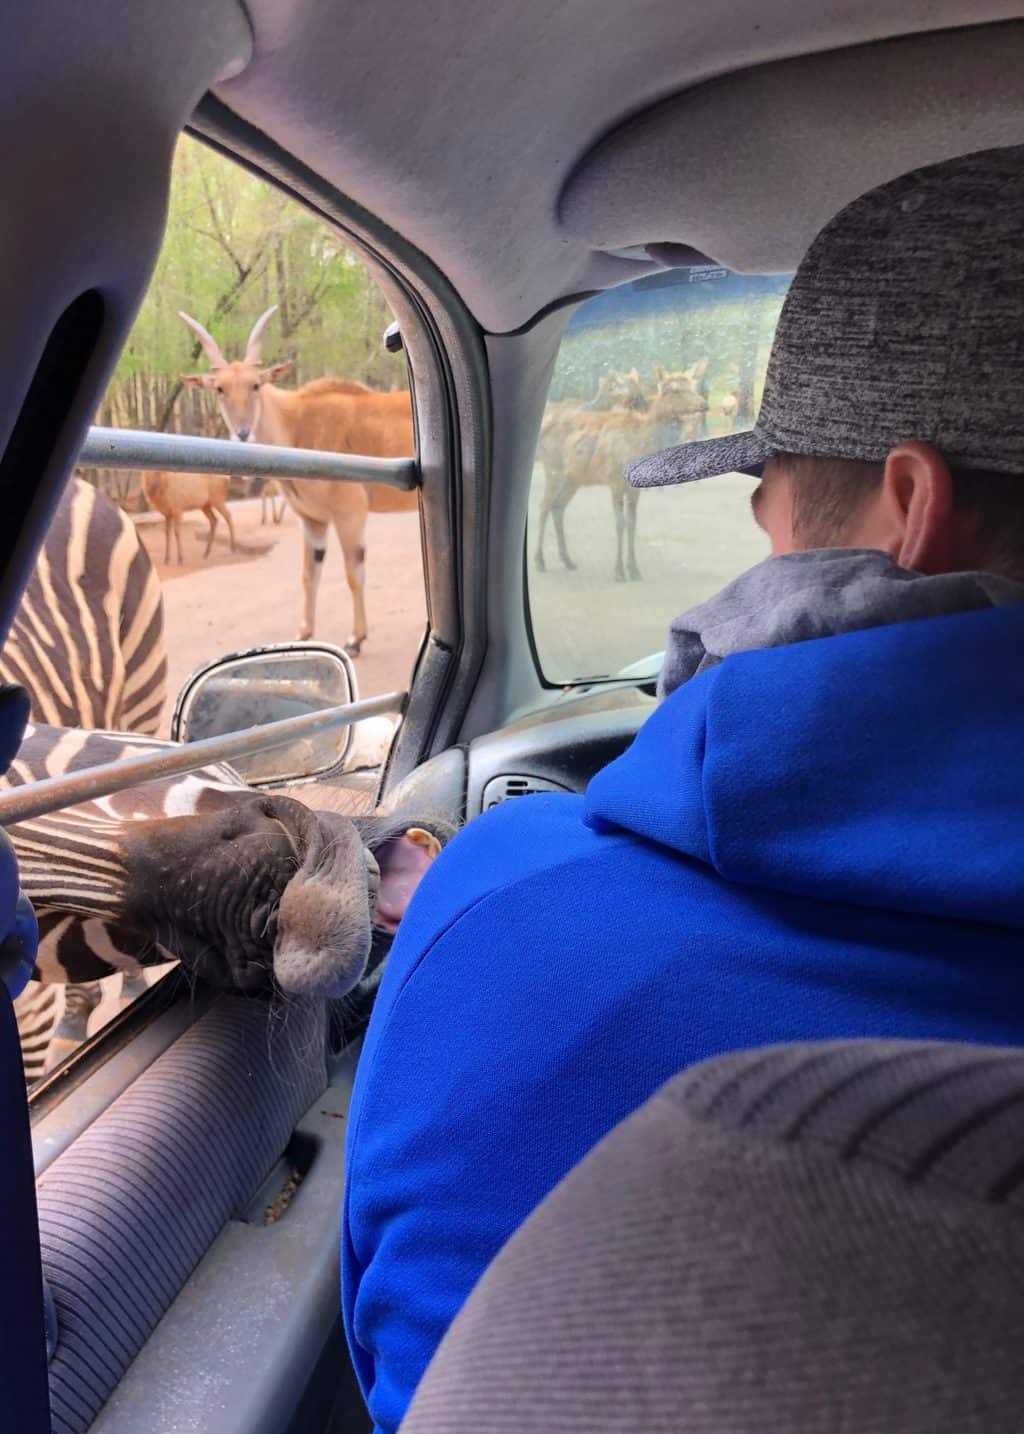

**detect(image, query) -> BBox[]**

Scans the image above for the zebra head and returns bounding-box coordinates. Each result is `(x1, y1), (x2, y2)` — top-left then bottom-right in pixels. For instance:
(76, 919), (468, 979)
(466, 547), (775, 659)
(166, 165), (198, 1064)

(115, 793), (447, 999)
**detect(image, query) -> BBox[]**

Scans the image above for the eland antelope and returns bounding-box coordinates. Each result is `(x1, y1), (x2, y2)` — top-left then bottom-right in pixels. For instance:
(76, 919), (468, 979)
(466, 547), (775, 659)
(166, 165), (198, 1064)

(179, 307), (417, 655)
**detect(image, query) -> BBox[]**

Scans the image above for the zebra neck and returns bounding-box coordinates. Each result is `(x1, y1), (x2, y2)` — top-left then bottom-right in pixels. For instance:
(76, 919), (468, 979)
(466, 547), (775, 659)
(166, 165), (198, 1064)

(14, 819), (137, 983)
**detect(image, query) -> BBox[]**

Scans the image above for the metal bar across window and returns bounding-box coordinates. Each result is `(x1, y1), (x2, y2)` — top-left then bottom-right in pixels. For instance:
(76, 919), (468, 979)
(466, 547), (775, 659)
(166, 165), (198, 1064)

(0, 691), (406, 826)
(79, 427), (419, 490)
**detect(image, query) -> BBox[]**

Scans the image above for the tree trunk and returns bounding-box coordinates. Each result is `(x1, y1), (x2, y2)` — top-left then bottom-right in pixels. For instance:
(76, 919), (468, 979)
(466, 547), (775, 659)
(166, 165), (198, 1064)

(736, 293), (772, 425)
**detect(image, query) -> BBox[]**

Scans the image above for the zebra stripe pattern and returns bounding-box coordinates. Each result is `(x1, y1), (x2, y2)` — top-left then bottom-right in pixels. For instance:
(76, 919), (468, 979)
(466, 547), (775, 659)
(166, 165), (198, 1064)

(0, 478), (166, 735)
(13, 974), (157, 1086)
(13, 981), (61, 1086)
(2, 478), (170, 1081)
(6, 723), (245, 987)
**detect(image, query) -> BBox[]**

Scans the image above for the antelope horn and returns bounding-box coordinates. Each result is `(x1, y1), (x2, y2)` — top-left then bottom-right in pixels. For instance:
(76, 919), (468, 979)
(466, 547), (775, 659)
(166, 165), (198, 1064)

(244, 305), (279, 365)
(178, 311), (228, 369)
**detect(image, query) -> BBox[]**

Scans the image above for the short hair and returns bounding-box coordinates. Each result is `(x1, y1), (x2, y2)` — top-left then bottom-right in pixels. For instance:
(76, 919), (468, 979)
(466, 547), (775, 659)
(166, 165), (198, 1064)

(783, 453), (1024, 580)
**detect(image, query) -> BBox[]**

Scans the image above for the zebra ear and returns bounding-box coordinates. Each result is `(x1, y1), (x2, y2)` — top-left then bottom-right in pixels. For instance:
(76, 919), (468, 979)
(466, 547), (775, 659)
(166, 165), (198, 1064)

(181, 372), (219, 390)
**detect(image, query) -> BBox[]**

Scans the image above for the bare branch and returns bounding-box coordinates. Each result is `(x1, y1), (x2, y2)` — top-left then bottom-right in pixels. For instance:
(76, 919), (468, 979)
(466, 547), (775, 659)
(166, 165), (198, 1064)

(197, 161), (246, 280)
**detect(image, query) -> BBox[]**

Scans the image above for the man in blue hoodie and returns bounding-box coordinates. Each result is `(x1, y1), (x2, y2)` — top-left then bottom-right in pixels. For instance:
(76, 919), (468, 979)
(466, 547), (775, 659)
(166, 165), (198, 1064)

(342, 146), (1024, 1434)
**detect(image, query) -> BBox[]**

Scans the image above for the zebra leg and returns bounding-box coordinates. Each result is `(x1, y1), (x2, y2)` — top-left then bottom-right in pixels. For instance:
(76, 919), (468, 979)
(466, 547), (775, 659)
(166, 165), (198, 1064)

(14, 981), (59, 1086)
(44, 980), (104, 1073)
(117, 967), (150, 1009)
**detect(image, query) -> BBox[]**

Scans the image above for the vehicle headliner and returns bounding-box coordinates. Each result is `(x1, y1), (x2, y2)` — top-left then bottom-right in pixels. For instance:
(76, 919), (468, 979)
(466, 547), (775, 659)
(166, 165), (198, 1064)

(215, 1), (1024, 332)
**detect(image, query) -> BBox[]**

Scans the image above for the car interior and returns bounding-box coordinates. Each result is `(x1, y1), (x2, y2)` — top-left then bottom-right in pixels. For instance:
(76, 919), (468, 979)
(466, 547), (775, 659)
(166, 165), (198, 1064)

(2, 2), (1023, 1430)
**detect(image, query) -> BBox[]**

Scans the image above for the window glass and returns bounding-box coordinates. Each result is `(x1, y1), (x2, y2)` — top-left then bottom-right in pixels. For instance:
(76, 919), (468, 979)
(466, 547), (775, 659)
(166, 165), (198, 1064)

(12, 135), (428, 1091)
(528, 268), (791, 683)
(91, 134), (425, 725)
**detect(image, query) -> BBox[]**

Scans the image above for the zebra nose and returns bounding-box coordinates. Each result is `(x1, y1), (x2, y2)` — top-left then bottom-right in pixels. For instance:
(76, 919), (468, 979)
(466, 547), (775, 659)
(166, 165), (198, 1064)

(235, 427), (251, 442)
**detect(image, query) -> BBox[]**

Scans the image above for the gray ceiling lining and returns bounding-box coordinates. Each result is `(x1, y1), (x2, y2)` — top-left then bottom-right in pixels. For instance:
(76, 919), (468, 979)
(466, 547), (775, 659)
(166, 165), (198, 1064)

(216, 2), (1024, 332)
(560, 22), (1024, 275)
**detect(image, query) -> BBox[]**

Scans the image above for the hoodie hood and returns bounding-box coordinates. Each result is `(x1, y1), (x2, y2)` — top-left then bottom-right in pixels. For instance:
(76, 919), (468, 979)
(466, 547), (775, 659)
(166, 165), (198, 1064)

(658, 548), (1024, 698)
(586, 602), (1024, 929)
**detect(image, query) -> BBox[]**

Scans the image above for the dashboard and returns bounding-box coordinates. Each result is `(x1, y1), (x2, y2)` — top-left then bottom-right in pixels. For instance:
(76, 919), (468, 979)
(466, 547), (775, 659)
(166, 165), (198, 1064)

(388, 683), (657, 823)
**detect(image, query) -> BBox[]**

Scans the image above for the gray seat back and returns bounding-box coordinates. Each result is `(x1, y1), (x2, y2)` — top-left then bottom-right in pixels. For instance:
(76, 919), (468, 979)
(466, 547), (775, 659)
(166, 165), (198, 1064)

(401, 1039), (1024, 1432)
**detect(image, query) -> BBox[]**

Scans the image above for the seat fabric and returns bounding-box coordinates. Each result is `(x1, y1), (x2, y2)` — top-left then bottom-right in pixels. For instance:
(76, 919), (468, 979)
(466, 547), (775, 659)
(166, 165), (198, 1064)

(401, 1039), (1024, 1434)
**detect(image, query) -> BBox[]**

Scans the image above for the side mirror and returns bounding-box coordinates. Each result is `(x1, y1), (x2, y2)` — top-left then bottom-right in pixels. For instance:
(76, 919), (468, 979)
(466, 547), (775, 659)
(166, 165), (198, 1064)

(171, 642), (358, 786)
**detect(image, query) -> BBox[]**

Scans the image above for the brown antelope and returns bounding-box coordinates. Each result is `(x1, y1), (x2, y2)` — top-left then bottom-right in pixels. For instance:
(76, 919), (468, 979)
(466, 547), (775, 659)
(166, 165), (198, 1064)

(179, 307), (416, 655)
(255, 477), (286, 525)
(649, 360), (709, 438)
(534, 364), (707, 582)
(141, 470), (236, 565)
(535, 369), (648, 581)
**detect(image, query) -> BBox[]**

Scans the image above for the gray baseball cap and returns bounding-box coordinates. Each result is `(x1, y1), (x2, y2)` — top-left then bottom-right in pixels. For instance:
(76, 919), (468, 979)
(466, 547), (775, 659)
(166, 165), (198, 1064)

(625, 145), (1024, 489)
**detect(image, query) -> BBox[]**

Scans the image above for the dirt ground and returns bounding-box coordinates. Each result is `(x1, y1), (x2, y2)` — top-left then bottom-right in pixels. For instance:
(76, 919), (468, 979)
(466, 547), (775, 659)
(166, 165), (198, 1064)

(137, 498), (427, 735)
(138, 464), (767, 735)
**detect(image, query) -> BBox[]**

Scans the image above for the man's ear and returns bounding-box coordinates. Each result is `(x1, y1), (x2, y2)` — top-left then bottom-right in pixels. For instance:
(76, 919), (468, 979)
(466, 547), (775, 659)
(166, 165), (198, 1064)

(260, 360), (293, 384)
(181, 372), (218, 390)
(882, 442), (957, 574)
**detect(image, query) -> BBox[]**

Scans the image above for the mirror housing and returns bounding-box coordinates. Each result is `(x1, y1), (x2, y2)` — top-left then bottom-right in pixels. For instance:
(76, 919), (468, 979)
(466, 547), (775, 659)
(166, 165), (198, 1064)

(171, 642), (358, 786)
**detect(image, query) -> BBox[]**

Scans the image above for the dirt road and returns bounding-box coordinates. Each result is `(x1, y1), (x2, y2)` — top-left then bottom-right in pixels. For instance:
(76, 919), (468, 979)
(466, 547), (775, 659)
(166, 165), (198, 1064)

(137, 499), (426, 734)
(138, 462), (766, 736)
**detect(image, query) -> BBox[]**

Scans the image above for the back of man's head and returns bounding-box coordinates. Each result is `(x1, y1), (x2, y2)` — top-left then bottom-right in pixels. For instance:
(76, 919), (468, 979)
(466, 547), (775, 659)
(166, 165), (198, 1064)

(625, 146), (1024, 580)
(784, 455), (1024, 580)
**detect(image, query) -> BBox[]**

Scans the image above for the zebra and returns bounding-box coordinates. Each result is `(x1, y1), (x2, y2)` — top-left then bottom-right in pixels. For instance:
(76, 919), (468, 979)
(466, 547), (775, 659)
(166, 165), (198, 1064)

(0, 476), (166, 734)
(4, 477), (169, 1082)
(9, 725), (240, 1083)
(6, 720), (448, 1081)
(4, 477), (448, 1084)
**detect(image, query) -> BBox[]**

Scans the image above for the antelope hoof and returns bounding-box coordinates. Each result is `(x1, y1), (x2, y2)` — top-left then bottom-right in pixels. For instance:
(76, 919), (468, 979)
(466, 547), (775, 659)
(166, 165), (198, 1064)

(298, 626), (313, 641)
(534, 553), (546, 573)
(345, 637), (365, 658)
(628, 565), (642, 582)
(614, 568), (626, 583)
(562, 558), (577, 572)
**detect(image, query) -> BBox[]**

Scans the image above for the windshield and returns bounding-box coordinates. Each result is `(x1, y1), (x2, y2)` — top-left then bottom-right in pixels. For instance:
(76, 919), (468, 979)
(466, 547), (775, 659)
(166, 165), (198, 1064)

(528, 267), (792, 683)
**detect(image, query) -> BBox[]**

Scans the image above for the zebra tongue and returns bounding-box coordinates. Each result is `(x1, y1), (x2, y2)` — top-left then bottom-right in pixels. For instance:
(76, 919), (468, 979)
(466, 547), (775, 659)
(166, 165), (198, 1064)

(373, 828), (440, 933)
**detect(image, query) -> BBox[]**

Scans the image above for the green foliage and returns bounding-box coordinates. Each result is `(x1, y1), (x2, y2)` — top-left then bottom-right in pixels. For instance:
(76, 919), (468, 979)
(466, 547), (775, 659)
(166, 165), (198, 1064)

(105, 134), (406, 431)
(549, 295), (785, 413)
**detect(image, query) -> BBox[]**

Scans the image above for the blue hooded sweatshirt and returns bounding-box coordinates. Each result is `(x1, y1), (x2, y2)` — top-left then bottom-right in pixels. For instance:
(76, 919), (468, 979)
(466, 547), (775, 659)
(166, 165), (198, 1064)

(342, 602), (1024, 1434)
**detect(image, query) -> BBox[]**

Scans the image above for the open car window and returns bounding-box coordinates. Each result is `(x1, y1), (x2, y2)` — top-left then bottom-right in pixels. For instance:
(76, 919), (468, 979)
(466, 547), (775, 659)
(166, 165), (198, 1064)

(528, 267), (792, 684)
(12, 135), (429, 1094)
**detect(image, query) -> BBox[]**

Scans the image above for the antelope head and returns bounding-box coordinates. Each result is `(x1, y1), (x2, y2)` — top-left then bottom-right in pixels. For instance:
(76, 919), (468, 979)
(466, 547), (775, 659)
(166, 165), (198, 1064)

(652, 359), (709, 420)
(179, 306), (293, 442)
(594, 368), (649, 412)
